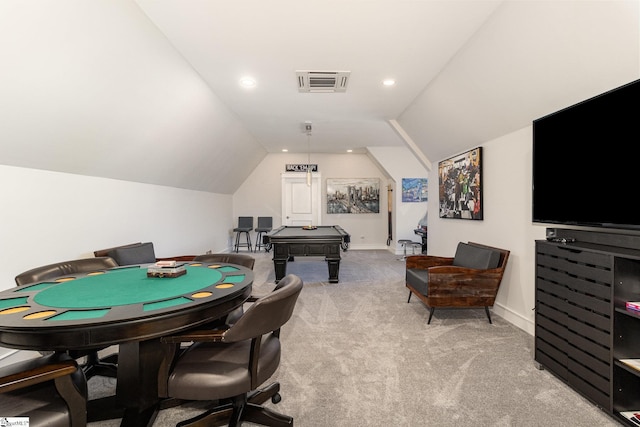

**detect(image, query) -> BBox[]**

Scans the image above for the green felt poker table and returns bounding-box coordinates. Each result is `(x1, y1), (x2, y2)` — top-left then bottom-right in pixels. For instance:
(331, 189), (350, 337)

(0, 261), (253, 426)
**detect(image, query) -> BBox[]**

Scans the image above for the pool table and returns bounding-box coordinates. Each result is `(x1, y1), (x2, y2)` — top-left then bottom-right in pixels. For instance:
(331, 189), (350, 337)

(0, 261), (253, 426)
(263, 225), (350, 283)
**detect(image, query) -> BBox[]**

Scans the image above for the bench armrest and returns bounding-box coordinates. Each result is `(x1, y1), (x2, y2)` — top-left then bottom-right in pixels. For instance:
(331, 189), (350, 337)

(406, 255), (454, 270)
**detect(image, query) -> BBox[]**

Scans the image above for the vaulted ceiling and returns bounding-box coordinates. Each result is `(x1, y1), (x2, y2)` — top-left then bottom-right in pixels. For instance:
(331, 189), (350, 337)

(134, 0), (503, 157)
(0, 1), (637, 193)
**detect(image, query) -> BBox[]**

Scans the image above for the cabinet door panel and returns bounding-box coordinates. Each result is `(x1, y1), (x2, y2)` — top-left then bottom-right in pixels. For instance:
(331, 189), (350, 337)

(537, 298), (567, 325)
(568, 369), (611, 410)
(566, 304), (611, 333)
(535, 341), (568, 380)
(568, 356), (609, 393)
(567, 327), (610, 364)
(536, 313), (568, 342)
(567, 294), (611, 319)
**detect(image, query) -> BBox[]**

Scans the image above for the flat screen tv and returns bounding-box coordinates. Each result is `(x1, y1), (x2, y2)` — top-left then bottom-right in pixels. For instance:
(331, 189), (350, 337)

(532, 78), (640, 230)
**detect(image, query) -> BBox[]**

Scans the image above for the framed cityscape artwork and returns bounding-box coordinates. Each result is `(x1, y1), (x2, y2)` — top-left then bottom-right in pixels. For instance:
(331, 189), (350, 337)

(327, 178), (380, 214)
(438, 147), (482, 220)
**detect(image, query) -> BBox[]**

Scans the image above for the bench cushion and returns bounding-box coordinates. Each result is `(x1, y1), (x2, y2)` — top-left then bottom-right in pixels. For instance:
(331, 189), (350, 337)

(452, 243), (500, 270)
(406, 268), (430, 295)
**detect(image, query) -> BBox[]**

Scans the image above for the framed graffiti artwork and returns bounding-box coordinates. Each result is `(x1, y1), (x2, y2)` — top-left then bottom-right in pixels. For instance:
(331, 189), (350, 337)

(438, 147), (482, 220)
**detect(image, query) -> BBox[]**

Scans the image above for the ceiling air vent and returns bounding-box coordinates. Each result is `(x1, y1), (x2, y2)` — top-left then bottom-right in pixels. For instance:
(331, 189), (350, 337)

(296, 71), (350, 93)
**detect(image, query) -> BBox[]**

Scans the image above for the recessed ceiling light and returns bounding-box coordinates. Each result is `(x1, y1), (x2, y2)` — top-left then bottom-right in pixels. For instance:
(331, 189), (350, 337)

(347, 149), (353, 153)
(282, 148), (288, 152)
(382, 79), (396, 86)
(239, 77), (256, 88)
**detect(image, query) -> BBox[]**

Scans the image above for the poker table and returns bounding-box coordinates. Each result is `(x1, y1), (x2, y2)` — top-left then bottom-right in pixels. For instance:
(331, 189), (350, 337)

(0, 261), (253, 427)
(263, 225), (350, 283)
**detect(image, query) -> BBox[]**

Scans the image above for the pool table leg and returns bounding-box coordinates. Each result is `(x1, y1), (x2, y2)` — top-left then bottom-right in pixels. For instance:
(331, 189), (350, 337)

(327, 258), (340, 283)
(273, 259), (287, 283)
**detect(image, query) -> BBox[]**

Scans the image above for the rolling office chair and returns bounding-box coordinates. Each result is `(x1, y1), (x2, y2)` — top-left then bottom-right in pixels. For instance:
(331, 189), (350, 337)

(158, 274), (303, 427)
(15, 257), (120, 379)
(254, 216), (273, 252)
(233, 216), (254, 253)
(0, 352), (88, 427)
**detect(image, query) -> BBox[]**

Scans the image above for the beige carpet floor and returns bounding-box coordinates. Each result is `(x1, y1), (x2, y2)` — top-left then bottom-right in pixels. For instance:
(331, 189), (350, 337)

(88, 249), (619, 427)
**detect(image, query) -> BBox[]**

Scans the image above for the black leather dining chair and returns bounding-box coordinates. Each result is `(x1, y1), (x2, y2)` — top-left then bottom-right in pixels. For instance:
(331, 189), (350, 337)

(15, 257), (118, 287)
(14, 257), (120, 379)
(0, 352), (87, 427)
(193, 253), (256, 326)
(103, 241), (157, 265)
(94, 242), (197, 263)
(192, 253), (287, 325)
(158, 274), (303, 427)
(193, 253), (255, 269)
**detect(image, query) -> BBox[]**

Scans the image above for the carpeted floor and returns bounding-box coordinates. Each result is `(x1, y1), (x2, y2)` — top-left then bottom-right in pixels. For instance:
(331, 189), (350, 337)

(88, 249), (619, 426)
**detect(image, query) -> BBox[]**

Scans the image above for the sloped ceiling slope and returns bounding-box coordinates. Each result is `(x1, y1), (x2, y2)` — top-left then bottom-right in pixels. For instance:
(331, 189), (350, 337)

(1, 1), (637, 192)
(0, 1), (264, 194)
(134, 0), (503, 156)
(398, 0), (640, 163)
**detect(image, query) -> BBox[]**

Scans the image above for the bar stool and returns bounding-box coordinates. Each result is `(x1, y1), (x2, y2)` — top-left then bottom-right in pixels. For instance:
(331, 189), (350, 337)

(397, 239), (413, 261)
(233, 216), (253, 252)
(411, 241), (423, 255)
(254, 216), (273, 252)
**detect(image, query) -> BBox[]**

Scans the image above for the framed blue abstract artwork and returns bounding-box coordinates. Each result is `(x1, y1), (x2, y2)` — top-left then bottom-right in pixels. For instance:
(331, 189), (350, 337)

(402, 178), (428, 202)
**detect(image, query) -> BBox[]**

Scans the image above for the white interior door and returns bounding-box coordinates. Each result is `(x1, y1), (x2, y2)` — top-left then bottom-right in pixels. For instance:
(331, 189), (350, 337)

(282, 172), (321, 226)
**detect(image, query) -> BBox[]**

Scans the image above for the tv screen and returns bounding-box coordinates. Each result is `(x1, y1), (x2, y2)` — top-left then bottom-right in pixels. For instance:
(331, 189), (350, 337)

(532, 78), (640, 230)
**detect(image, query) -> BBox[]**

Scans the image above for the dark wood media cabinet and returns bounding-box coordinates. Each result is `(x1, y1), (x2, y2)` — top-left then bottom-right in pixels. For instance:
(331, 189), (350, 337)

(535, 228), (640, 425)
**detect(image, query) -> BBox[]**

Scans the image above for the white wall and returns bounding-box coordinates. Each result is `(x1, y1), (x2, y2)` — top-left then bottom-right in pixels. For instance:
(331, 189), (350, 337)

(0, 165), (233, 293)
(231, 148), (430, 254)
(367, 146), (429, 252)
(0, 0), (265, 194)
(233, 153), (390, 249)
(398, 0), (640, 163)
(426, 127), (547, 334)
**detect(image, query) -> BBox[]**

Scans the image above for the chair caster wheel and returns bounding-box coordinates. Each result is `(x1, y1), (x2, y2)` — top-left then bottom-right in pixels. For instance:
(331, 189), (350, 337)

(272, 393), (281, 404)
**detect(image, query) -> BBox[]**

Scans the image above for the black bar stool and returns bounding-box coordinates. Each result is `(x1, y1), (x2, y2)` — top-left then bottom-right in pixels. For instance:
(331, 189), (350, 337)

(254, 216), (273, 252)
(233, 217), (253, 252)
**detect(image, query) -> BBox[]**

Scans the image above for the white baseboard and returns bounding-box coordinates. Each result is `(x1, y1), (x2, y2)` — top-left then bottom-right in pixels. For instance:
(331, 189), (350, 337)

(347, 243), (390, 251)
(492, 302), (535, 336)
